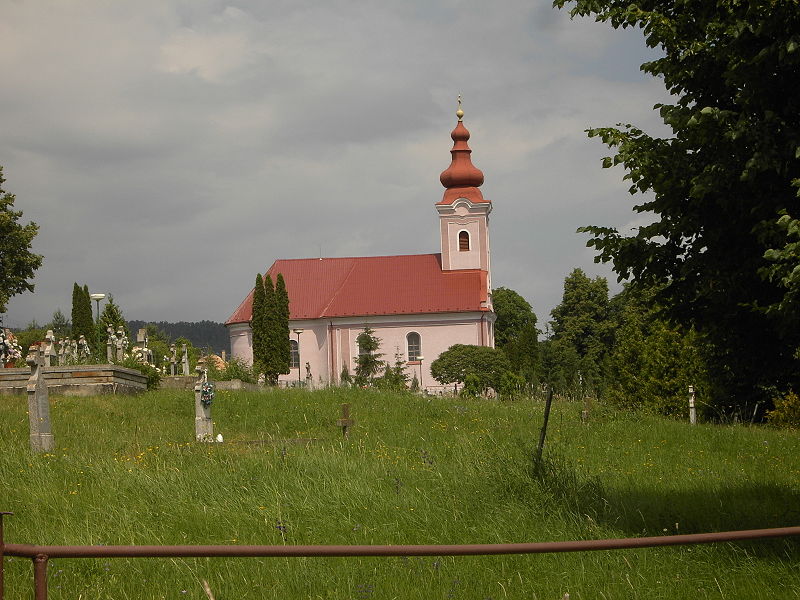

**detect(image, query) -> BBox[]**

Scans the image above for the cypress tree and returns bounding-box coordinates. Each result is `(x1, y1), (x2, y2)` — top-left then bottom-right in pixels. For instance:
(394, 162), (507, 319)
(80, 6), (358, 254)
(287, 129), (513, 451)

(81, 284), (95, 351)
(251, 273), (267, 377)
(263, 274), (279, 384)
(275, 273), (291, 375)
(71, 283), (81, 338)
(71, 282), (95, 351)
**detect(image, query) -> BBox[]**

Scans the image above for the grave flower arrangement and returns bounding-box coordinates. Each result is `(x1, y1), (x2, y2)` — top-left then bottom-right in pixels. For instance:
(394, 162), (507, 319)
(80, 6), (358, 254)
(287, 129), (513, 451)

(1, 330), (23, 366)
(201, 381), (215, 407)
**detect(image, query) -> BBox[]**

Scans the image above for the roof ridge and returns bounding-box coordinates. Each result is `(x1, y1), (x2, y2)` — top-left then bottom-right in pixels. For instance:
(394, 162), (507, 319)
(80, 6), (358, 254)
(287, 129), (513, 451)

(278, 253), (439, 263)
(319, 258), (357, 318)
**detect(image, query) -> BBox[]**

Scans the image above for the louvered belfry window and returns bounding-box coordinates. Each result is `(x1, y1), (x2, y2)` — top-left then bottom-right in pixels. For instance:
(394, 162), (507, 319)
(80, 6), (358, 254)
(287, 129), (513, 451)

(458, 230), (470, 251)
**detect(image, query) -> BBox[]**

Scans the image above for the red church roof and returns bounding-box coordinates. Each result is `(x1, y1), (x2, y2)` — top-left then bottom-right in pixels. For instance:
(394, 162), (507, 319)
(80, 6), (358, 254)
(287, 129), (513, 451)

(225, 254), (489, 325)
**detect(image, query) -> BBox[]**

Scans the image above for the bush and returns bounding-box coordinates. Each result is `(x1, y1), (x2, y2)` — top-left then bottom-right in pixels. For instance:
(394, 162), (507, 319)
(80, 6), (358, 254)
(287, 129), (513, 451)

(431, 344), (512, 393)
(498, 371), (526, 400)
(121, 356), (161, 390)
(206, 356), (256, 384)
(767, 390), (800, 428)
(222, 357), (256, 384)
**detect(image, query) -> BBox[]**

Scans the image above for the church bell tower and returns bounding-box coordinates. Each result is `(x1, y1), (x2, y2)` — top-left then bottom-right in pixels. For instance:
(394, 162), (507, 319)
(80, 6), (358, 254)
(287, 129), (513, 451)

(437, 100), (492, 291)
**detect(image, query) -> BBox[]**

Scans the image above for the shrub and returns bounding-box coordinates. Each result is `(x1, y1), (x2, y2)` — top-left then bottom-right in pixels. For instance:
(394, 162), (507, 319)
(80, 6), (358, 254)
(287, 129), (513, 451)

(767, 390), (800, 428)
(431, 344), (512, 393)
(498, 371), (526, 400)
(222, 357), (256, 384)
(121, 356), (161, 390)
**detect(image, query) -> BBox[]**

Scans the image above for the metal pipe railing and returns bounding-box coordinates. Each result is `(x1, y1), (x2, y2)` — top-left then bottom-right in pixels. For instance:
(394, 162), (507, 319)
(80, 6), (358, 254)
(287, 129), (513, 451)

(3, 521), (799, 600)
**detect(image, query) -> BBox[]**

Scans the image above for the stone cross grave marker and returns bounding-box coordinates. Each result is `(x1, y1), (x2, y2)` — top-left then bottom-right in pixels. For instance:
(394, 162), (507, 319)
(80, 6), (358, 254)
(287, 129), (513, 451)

(136, 328), (152, 364)
(57, 338), (67, 366)
(194, 367), (214, 442)
(26, 346), (54, 453)
(170, 344), (177, 375)
(336, 403), (355, 438)
(43, 330), (56, 367)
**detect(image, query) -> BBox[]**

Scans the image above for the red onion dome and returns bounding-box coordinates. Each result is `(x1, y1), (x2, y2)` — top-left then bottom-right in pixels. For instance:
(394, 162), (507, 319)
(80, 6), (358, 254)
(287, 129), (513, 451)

(439, 120), (484, 189)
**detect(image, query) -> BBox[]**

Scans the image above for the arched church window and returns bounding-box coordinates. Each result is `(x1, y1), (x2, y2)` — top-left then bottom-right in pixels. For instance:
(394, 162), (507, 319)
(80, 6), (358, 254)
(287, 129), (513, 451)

(458, 230), (470, 251)
(290, 339), (299, 369)
(407, 332), (421, 361)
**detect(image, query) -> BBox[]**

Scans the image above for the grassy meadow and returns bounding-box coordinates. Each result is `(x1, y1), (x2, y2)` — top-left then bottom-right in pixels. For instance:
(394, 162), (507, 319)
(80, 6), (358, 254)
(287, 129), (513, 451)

(1, 387), (799, 599)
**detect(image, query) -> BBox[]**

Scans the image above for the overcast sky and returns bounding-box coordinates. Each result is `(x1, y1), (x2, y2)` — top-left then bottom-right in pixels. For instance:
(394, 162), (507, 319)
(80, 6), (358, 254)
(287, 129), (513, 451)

(1, 0), (670, 332)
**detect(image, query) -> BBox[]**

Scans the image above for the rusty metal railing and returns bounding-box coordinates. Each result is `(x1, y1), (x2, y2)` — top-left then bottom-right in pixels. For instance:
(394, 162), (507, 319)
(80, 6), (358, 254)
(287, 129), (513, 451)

(1, 513), (798, 600)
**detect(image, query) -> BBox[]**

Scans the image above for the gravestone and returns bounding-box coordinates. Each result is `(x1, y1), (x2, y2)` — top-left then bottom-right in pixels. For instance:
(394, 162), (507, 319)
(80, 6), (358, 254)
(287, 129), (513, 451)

(114, 327), (127, 363)
(57, 338), (67, 366)
(170, 344), (177, 376)
(305, 362), (313, 389)
(106, 325), (115, 363)
(26, 347), (54, 453)
(43, 330), (56, 367)
(182, 344), (190, 376)
(194, 367), (214, 442)
(77, 335), (90, 362)
(136, 328), (152, 364)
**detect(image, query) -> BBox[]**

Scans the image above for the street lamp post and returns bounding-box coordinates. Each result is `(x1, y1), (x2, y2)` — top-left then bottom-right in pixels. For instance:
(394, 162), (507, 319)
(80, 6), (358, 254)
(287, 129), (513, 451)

(417, 355), (424, 393)
(89, 293), (106, 321)
(292, 329), (304, 387)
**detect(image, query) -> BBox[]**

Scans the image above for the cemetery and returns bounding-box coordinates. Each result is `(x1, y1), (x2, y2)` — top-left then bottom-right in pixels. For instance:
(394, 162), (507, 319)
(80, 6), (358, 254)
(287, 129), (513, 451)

(0, 327), (150, 396)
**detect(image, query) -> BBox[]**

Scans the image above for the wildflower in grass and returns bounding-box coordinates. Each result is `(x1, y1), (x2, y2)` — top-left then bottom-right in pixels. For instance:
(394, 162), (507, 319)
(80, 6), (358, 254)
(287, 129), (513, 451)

(275, 519), (287, 539)
(420, 449), (435, 467)
(355, 583), (374, 599)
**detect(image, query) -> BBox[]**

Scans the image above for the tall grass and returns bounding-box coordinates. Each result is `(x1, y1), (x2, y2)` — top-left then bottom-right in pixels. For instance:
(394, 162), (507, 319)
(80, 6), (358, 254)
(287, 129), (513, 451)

(1, 388), (798, 599)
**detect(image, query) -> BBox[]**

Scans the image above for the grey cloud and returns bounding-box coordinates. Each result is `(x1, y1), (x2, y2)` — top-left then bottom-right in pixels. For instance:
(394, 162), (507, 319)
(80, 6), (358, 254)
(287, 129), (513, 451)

(2, 0), (669, 329)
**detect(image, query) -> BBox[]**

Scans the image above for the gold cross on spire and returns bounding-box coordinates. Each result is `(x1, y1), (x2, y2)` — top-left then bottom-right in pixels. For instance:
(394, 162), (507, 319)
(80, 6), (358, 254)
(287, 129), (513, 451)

(456, 95), (464, 121)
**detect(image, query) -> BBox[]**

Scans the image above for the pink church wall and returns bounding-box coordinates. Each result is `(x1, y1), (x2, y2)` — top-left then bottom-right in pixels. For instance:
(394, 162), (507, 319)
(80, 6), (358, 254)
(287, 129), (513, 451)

(233, 312), (495, 391)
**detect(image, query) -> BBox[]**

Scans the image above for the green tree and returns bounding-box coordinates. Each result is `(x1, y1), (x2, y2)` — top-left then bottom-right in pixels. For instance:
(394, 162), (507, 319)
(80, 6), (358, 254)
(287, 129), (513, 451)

(82, 285), (97, 352)
(262, 274), (281, 384)
(430, 344), (513, 394)
(605, 285), (710, 417)
(0, 166), (43, 317)
(71, 282), (95, 350)
(13, 321), (46, 355)
(48, 309), (70, 339)
(143, 324), (171, 371)
(539, 336), (581, 396)
(492, 287), (540, 384)
(354, 326), (384, 386)
(251, 273), (268, 377)
(548, 269), (612, 394)
(275, 273), (291, 375)
(377, 348), (410, 391)
(98, 295), (128, 340)
(554, 0), (800, 412)
(340, 364), (352, 386)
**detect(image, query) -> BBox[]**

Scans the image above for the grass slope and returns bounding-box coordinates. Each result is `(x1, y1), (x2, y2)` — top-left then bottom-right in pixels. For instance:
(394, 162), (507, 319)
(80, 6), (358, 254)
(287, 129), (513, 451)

(1, 388), (799, 599)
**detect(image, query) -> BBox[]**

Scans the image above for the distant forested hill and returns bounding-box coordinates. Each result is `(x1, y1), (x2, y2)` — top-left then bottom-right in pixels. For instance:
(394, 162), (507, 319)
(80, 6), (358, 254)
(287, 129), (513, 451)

(127, 320), (230, 356)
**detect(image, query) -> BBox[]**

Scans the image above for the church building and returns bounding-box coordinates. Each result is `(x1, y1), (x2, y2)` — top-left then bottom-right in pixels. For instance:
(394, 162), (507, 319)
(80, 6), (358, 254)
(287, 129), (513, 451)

(225, 105), (496, 389)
